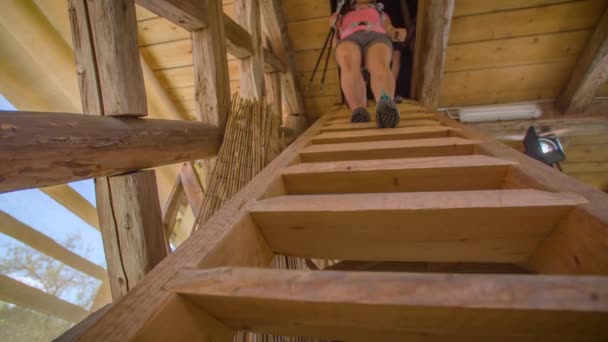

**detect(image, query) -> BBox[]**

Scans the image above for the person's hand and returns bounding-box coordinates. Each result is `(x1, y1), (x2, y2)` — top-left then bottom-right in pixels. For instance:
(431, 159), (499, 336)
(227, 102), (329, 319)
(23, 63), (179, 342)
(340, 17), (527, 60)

(391, 28), (407, 42)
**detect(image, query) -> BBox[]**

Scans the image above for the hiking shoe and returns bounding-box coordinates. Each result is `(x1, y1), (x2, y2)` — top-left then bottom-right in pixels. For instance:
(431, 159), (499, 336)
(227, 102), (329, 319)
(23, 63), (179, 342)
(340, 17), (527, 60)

(376, 97), (400, 128)
(351, 107), (371, 123)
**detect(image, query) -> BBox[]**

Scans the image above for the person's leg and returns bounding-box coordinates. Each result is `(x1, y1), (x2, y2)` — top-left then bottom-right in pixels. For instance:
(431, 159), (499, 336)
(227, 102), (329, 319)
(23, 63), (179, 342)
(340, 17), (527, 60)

(391, 49), (401, 81)
(335, 41), (366, 110)
(365, 42), (400, 128)
(364, 42), (395, 101)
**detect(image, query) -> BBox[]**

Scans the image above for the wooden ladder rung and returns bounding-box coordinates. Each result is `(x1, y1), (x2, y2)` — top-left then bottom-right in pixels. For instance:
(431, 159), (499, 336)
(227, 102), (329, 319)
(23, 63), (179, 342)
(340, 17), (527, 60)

(300, 137), (481, 163)
(247, 190), (587, 262)
(281, 155), (518, 194)
(327, 113), (437, 124)
(166, 267), (608, 341)
(312, 126), (458, 144)
(320, 119), (442, 133)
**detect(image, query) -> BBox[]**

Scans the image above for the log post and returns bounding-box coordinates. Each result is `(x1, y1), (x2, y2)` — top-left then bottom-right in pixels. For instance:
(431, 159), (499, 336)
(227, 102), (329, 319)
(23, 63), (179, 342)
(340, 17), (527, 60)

(69, 0), (167, 299)
(235, 0), (265, 98)
(411, 0), (454, 109)
(260, 0), (307, 131)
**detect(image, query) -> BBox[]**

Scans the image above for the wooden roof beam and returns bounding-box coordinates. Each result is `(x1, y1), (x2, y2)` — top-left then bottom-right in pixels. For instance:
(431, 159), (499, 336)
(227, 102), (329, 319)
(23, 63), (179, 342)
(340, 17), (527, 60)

(0, 273), (88, 323)
(556, 8), (608, 114)
(40, 184), (100, 230)
(136, 0), (209, 31)
(0, 210), (108, 280)
(235, 0), (266, 99)
(411, 0), (454, 110)
(0, 110), (222, 193)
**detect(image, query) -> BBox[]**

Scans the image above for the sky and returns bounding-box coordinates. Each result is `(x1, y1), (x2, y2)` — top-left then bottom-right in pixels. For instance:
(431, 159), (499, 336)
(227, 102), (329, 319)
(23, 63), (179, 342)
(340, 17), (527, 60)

(0, 94), (106, 307)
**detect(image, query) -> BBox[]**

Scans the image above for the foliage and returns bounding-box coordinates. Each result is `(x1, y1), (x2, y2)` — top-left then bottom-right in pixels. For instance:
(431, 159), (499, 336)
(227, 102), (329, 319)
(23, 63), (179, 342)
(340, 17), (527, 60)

(0, 234), (100, 342)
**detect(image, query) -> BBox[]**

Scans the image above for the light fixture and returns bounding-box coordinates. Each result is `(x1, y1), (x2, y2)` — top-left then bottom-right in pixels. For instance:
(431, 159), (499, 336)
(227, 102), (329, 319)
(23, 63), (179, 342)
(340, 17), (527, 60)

(523, 126), (566, 171)
(458, 103), (542, 123)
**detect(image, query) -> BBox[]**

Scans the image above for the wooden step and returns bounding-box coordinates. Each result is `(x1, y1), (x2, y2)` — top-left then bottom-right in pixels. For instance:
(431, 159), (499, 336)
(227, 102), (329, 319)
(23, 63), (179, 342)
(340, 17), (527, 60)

(320, 119), (442, 133)
(166, 267), (608, 341)
(327, 113), (436, 124)
(247, 190), (587, 262)
(300, 137), (480, 163)
(329, 107), (431, 119)
(281, 155), (517, 194)
(312, 126), (458, 144)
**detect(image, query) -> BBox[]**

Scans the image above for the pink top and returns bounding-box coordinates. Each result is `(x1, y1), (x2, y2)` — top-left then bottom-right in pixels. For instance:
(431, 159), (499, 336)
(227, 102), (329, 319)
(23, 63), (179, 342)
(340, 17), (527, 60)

(339, 6), (387, 40)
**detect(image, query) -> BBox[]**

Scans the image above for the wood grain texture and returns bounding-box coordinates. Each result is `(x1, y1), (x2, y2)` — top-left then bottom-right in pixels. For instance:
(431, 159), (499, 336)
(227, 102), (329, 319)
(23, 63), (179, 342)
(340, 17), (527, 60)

(411, 0), (454, 109)
(311, 126), (458, 144)
(0, 111), (221, 192)
(96, 170), (167, 299)
(223, 13), (254, 58)
(300, 137), (480, 163)
(248, 190), (586, 262)
(191, 0), (231, 130)
(557, 8), (608, 113)
(260, 0), (306, 121)
(167, 267), (608, 340)
(180, 162), (204, 218)
(136, 0), (208, 31)
(281, 155), (517, 195)
(86, 0), (147, 116)
(234, 0), (265, 98)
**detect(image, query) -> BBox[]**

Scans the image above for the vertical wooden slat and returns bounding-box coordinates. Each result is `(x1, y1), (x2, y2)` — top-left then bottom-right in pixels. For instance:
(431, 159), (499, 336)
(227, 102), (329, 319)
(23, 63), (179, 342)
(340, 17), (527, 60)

(69, 0), (167, 301)
(411, 0), (454, 109)
(191, 0), (231, 130)
(96, 170), (167, 298)
(235, 0), (265, 99)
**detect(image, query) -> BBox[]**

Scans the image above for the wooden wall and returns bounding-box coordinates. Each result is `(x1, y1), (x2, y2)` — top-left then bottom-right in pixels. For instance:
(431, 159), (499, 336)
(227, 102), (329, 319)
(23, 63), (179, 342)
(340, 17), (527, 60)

(441, 0), (608, 107)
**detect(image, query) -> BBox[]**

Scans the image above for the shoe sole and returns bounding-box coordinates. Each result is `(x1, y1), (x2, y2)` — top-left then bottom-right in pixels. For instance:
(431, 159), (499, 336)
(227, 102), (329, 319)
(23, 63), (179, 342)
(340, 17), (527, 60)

(351, 111), (370, 123)
(377, 107), (400, 128)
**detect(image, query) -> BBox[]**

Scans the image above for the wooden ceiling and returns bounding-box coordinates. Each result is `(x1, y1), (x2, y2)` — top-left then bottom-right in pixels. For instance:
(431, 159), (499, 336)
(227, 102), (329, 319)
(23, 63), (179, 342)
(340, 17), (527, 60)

(0, 0), (607, 194)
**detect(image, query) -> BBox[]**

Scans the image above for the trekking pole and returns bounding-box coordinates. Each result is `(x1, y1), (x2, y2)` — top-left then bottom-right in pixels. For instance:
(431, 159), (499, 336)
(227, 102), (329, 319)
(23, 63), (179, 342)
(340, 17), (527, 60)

(320, 28), (335, 90)
(306, 26), (334, 91)
(306, 0), (346, 91)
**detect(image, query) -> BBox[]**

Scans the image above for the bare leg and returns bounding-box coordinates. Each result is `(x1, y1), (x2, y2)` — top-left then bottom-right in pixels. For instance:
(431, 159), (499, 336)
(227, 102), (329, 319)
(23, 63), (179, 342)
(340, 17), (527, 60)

(391, 49), (401, 81)
(335, 41), (366, 110)
(365, 43), (395, 101)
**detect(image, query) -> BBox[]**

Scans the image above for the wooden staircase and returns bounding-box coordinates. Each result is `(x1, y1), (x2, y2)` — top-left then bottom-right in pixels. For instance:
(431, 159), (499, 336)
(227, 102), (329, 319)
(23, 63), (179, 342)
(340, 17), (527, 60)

(60, 102), (608, 341)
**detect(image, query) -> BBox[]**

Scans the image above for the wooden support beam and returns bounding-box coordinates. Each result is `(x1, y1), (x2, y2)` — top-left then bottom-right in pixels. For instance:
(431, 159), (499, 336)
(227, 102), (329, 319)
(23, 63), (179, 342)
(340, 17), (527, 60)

(0, 111), (221, 192)
(167, 267), (608, 341)
(96, 170), (167, 299)
(191, 1), (231, 131)
(180, 162), (204, 218)
(0, 273), (88, 323)
(0, 210), (108, 280)
(281, 155), (517, 195)
(40, 184), (100, 230)
(260, 0), (306, 121)
(311, 126), (458, 144)
(300, 137), (480, 163)
(556, 8), (608, 114)
(135, 0), (208, 31)
(264, 72), (282, 121)
(162, 175), (186, 247)
(263, 48), (285, 73)
(249, 190), (586, 263)
(411, 0), (454, 109)
(235, 0), (265, 98)
(79, 0), (147, 117)
(70, 0), (171, 302)
(223, 13), (253, 59)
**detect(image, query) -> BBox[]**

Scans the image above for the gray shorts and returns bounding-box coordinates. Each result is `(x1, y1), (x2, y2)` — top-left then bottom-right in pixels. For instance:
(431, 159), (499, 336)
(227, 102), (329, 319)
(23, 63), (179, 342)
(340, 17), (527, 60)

(336, 31), (393, 60)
